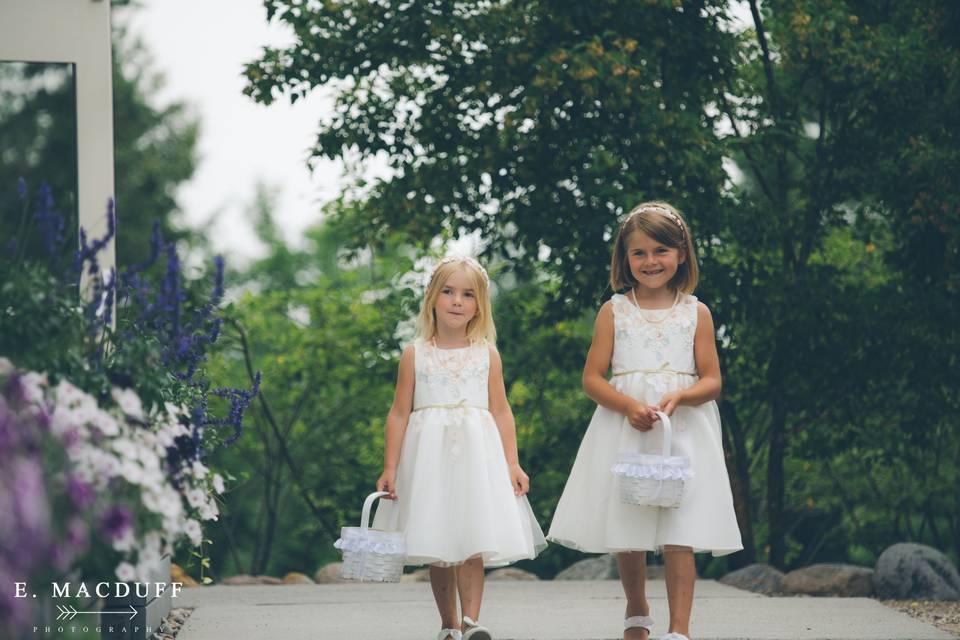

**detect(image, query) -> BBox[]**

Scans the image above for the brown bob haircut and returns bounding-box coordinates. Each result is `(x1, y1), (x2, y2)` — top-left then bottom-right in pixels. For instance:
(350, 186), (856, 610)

(609, 201), (699, 294)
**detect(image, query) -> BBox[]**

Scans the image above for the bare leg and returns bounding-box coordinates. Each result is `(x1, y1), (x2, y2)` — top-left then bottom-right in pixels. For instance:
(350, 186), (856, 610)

(456, 555), (485, 623)
(616, 551), (651, 640)
(663, 545), (695, 636)
(430, 564), (460, 634)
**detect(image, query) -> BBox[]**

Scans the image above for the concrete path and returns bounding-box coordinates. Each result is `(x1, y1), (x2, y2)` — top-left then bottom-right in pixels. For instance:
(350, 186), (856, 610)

(173, 580), (955, 640)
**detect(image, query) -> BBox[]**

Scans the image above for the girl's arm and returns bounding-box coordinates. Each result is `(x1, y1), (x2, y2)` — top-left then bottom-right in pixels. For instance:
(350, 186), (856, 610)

(582, 302), (659, 430)
(376, 344), (416, 499)
(658, 302), (722, 414)
(488, 345), (529, 496)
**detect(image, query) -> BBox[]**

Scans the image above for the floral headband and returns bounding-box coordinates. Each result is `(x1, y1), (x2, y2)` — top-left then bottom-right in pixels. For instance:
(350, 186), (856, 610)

(628, 204), (685, 239)
(429, 255), (490, 286)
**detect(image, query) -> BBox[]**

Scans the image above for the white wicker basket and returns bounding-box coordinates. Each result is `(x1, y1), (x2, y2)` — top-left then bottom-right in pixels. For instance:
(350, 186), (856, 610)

(333, 491), (406, 582)
(612, 411), (694, 508)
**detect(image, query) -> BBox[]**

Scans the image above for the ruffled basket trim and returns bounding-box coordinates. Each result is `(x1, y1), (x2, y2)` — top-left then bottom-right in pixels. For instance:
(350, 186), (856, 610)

(334, 537), (406, 555)
(611, 460), (695, 480)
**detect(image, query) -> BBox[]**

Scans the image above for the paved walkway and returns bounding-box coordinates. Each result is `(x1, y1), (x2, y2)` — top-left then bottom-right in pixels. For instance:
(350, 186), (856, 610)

(174, 580), (955, 640)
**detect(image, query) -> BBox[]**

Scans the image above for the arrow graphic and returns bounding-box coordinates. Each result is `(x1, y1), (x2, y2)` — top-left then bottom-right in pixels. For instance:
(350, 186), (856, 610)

(56, 604), (137, 621)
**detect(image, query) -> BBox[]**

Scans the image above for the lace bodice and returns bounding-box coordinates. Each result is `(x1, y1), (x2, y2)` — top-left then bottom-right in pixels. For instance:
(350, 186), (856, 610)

(610, 292), (699, 378)
(413, 339), (490, 410)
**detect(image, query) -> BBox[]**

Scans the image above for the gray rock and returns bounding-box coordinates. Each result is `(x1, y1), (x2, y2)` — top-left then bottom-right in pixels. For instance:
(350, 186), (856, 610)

(221, 574), (283, 586)
(282, 571), (315, 585)
(555, 555), (619, 580)
(719, 563), (785, 595)
(781, 563), (874, 597)
(486, 567), (540, 581)
(313, 563), (350, 584)
(399, 569), (430, 583)
(875, 543), (960, 601)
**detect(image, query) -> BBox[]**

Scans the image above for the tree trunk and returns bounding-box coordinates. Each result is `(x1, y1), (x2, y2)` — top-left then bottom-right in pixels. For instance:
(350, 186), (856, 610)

(767, 393), (787, 568)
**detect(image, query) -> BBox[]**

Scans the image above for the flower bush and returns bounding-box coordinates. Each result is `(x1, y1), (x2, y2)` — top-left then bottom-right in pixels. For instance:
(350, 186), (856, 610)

(0, 181), (258, 635)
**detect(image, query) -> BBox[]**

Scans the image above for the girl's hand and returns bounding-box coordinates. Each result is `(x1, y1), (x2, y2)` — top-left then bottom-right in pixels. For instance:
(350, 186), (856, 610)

(376, 469), (397, 500)
(657, 390), (686, 416)
(625, 400), (659, 431)
(509, 463), (529, 496)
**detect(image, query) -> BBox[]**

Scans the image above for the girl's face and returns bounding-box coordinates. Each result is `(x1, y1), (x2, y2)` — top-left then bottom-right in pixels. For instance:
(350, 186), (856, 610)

(625, 230), (685, 290)
(433, 268), (479, 332)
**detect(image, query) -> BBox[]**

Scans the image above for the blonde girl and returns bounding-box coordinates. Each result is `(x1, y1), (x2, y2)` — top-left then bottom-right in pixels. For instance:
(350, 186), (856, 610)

(372, 256), (546, 640)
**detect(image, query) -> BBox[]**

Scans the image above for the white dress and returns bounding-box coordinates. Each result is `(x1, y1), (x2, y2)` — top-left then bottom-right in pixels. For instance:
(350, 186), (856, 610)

(547, 293), (743, 557)
(372, 339), (547, 567)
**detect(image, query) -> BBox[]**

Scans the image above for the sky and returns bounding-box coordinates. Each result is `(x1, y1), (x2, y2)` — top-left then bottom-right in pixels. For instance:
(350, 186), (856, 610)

(123, 0), (345, 261)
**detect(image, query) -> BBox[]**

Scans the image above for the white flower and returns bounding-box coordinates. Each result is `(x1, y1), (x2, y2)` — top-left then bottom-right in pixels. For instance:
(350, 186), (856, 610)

(115, 562), (136, 582)
(111, 438), (139, 461)
(163, 402), (186, 418)
(191, 460), (208, 479)
(112, 529), (135, 553)
(120, 460), (145, 485)
(183, 520), (202, 546)
(54, 379), (90, 409)
(89, 410), (119, 436)
(212, 474), (225, 494)
(111, 387), (144, 420)
(186, 488), (206, 509)
(0, 356), (13, 377)
(20, 372), (48, 405)
(199, 499), (219, 521)
(138, 545), (161, 570)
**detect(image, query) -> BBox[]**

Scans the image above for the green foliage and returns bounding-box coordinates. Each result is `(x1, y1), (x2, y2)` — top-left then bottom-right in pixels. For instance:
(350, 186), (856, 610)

(240, 0), (960, 572)
(246, 0), (735, 309)
(202, 200), (418, 576)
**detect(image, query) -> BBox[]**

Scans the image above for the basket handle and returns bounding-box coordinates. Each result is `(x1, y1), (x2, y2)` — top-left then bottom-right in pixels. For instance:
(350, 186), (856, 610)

(655, 410), (673, 458)
(360, 491), (389, 532)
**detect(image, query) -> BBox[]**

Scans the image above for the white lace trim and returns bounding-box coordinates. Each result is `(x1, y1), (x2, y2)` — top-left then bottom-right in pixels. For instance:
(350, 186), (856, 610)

(612, 453), (695, 480)
(334, 535), (406, 555)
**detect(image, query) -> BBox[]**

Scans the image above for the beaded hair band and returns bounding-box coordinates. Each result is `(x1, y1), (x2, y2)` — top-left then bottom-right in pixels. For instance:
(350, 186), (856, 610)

(628, 205), (685, 239)
(429, 255), (490, 286)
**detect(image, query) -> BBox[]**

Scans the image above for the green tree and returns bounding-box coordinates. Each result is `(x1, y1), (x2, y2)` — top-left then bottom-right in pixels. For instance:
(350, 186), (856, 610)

(245, 0), (960, 570)
(203, 193), (419, 576)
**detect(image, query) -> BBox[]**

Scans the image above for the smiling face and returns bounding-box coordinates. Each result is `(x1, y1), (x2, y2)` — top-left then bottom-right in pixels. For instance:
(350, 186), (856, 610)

(433, 268), (479, 332)
(625, 230), (686, 291)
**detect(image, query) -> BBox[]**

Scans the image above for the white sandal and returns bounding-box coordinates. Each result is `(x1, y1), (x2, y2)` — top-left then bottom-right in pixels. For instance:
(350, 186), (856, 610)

(462, 616), (492, 640)
(436, 629), (462, 640)
(624, 615), (654, 638)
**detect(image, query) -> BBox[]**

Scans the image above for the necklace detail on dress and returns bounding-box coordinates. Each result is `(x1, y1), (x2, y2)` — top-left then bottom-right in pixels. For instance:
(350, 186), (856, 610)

(629, 288), (680, 324)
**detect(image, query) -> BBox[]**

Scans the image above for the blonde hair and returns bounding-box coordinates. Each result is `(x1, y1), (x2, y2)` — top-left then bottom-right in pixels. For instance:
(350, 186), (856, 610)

(610, 201), (699, 294)
(416, 257), (496, 344)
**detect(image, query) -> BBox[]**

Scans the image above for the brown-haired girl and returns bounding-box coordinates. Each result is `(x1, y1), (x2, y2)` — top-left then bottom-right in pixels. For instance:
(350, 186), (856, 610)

(548, 203), (742, 640)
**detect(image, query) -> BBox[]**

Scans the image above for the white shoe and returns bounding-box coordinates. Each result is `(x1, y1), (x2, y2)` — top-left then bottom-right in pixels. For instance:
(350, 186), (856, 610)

(462, 616), (492, 640)
(660, 633), (690, 640)
(436, 629), (462, 640)
(624, 615), (654, 638)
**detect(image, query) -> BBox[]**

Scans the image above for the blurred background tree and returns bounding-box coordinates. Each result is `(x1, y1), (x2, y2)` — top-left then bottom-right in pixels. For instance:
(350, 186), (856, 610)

(240, 0), (958, 577)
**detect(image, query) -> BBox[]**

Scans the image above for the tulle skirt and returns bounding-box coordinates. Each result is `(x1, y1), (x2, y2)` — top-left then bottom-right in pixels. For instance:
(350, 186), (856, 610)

(372, 406), (547, 567)
(547, 372), (743, 557)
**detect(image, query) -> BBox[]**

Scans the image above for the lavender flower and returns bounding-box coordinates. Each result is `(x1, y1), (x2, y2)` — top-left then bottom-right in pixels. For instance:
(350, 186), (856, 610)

(34, 183), (66, 257)
(66, 474), (95, 509)
(99, 504), (133, 541)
